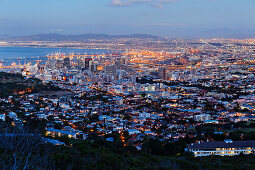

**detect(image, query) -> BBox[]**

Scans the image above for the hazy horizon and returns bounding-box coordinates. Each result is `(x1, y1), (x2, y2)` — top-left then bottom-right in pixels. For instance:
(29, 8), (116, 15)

(0, 0), (255, 38)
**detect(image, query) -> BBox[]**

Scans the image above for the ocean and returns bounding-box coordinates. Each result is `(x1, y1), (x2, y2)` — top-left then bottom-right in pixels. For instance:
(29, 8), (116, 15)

(0, 47), (108, 66)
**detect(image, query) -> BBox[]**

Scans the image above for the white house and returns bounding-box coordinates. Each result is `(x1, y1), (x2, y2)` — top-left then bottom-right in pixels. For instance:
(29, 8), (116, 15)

(187, 139), (255, 157)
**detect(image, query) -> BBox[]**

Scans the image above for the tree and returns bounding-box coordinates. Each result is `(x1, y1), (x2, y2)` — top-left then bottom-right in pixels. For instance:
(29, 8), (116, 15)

(0, 125), (53, 169)
(151, 140), (164, 155)
(229, 131), (244, 141)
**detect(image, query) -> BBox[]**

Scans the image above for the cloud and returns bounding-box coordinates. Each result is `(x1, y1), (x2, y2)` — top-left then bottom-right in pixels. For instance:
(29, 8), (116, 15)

(111, 0), (178, 8)
(49, 29), (64, 32)
(112, 0), (129, 6)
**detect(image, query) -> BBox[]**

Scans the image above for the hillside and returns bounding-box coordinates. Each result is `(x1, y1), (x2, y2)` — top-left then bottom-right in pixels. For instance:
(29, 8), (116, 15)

(0, 72), (59, 97)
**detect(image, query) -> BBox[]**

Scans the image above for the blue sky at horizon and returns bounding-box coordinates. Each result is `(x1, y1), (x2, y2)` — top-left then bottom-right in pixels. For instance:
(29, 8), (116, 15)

(0, 0), (254, 37)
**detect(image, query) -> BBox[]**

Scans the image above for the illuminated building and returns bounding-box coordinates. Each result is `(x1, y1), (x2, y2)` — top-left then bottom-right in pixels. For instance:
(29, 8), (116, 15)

(158, 67), (167, 80)
(77, 58), (84, 69)
(85, 57), (92, 70)
(63, 57), (71, 68)
(187, 139), (255, 157)
(96, 64), (104, 71)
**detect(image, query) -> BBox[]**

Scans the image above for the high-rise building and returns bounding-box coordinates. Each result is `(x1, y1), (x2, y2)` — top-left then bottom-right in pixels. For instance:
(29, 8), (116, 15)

(85, 57), (92, 70)
(63, 57), (71, 69)
(90, 62), (96, 72)
(158, 67), (167, 80)
(77, 58), (84, 69)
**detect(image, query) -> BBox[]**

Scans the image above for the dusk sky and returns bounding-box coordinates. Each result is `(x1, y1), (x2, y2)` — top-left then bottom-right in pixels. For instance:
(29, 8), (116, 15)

(0, 0), (255, 37)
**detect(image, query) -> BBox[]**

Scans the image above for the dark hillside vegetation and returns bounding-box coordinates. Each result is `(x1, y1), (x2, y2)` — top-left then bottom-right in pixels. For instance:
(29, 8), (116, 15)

(0, 72), (60, 97)
(1, 124), (255, 170)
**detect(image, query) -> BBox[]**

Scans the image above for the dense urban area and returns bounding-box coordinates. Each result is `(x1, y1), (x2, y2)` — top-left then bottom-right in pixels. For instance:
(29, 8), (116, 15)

(0, 38), (255, 169)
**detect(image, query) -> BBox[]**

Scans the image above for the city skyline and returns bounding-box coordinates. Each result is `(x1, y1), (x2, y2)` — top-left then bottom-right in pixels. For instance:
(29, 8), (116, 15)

(1, 0), (255, 169)
(0, 0), (254, 37)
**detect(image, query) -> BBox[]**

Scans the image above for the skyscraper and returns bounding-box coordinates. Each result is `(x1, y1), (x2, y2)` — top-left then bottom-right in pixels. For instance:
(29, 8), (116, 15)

(63, 57), (71, 69)
(77, 58), (84, 69)
(158, 67), (167, 80)
(85, 57), (92, 70)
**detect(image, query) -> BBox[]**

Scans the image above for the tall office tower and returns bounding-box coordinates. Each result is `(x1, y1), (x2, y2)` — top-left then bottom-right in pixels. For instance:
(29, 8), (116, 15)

(63, 57), (71, 69)
(85, 57), (92, 70)
(90, 62), (96, 72)
(77, 58), (84, 69)
(158, 67), (167, 80)
(124, 56), (128, 65)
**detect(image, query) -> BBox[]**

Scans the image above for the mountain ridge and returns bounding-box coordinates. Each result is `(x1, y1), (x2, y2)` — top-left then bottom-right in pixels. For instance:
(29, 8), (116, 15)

(1, 33), (161, 41)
